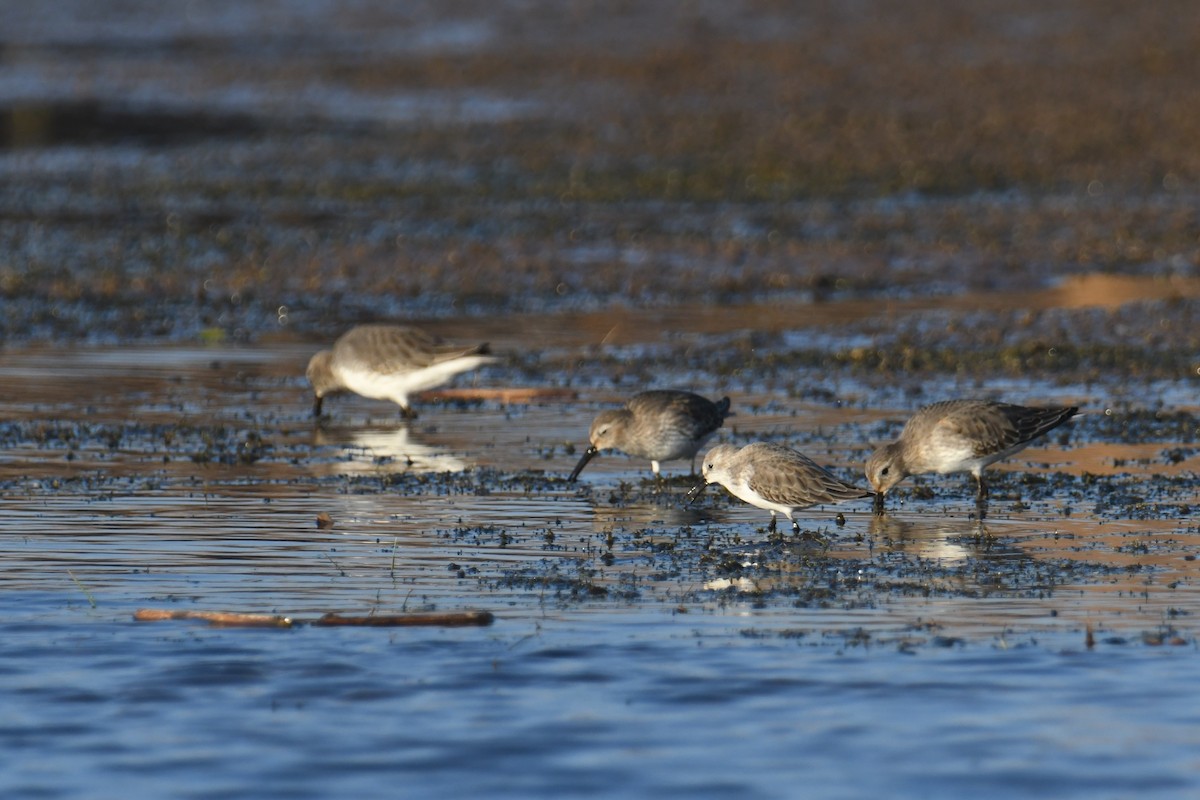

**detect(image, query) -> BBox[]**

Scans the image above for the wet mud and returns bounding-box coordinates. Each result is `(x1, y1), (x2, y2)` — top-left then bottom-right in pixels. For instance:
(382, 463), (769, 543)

(2, 318), (1196, 648)
(1, 0), (1197, 647)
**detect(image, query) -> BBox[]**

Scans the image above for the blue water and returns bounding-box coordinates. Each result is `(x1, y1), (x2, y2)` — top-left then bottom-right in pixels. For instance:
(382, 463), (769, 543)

(3, 600), (1197, 800)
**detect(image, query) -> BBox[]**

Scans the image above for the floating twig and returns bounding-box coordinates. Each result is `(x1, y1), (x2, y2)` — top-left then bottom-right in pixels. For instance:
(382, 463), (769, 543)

(312, 611), (494, 627)
(133, 609), (293, 628)
(68, 570), (97, 609)
(324, 551), (346, 576)
(132, 608), (494, 629)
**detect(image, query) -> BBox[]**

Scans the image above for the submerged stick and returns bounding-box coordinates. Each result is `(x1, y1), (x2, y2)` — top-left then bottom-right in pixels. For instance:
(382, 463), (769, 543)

(312, 611), (495, 627)
(132, 609), (494, 629)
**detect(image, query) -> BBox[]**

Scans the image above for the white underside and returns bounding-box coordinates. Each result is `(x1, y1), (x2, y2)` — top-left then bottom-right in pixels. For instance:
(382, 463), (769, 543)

(924, 418), (1038, 476)
(337, 356), (494, 407)
(648, 451), (704, 477)
(724, 478), (796, 520)
(926, 447), (984, 475)
(925, 437), (1029, 477)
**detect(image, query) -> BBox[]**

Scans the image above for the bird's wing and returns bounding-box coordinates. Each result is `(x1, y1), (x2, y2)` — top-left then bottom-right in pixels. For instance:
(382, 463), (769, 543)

(747, 447), (872, 506)
(338, 326), (489, 373)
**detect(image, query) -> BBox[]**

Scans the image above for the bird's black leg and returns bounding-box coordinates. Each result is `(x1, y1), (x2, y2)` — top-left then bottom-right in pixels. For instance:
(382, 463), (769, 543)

(767, 515), (777, 534)
(399, 405), (419, 421)
(791, 519), (801, 535)
(975, 475), (989, 520)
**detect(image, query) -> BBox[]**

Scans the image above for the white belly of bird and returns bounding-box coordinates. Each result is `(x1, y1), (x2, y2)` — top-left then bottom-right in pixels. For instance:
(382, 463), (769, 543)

(727, 478), (797, 519)
(338, 357), (491, 406)
(923, 432), (990, 475)
(925, 437), (1030, 476)
(926, 448), (981, 475)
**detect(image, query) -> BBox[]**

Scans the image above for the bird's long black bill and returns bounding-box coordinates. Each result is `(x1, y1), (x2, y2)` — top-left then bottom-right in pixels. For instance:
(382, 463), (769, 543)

(872, 492), (885, 516)
(567, 446), (599, 482)
(685, 481), (708, 506)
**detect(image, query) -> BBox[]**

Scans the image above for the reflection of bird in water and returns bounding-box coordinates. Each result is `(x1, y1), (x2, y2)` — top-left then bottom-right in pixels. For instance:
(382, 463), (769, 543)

(700, 537), (850, 594)
(586, 501), (708, 535)
(306, 324), (496, 419)
(867, 514), (1020, 564)
(703, 576), (767, 593)
(313, 426), (466, 474)
(568, 390), (731, 481)
(866, 399), (1078, 518)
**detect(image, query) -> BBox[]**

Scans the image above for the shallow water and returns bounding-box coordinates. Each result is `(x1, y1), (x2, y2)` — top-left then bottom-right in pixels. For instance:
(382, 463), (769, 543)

(1, 334), (1197, 799)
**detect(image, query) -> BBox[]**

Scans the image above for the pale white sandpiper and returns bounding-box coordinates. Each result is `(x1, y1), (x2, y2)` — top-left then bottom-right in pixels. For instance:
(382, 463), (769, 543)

(865, 398), (1079, 516)
(568, 390), (731, 481)
(688, 442), (873, 534)
(306, 324), (496, 419)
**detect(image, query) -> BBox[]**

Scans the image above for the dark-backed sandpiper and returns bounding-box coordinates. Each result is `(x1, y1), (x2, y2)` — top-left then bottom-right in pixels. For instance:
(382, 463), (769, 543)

(568, 390), (731, 481)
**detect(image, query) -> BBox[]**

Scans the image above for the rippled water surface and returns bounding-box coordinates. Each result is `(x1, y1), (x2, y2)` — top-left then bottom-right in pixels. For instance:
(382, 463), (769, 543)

(2, 331), (1198, 799)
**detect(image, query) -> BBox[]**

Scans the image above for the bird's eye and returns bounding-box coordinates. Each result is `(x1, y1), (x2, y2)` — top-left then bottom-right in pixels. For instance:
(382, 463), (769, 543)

(881, 467), (889, 476)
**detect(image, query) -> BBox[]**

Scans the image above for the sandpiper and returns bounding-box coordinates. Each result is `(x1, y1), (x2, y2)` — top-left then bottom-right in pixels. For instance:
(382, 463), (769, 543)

(567, 390), (731, 481)
(306, 324), (496, 419)
(865, 399), (1079, 516)
(688, 442), (873, 534)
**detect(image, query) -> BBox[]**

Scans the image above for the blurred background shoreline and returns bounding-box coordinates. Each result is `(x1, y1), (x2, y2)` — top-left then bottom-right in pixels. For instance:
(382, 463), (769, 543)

(1, 0), (1197, 354)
